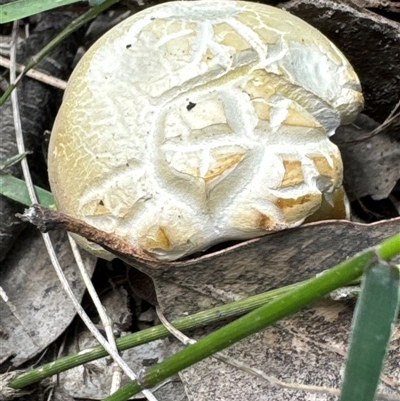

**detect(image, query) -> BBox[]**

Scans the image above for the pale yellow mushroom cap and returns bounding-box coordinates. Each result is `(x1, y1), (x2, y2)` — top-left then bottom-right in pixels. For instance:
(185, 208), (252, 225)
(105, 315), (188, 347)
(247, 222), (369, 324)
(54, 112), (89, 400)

(48, 1), (363, 261)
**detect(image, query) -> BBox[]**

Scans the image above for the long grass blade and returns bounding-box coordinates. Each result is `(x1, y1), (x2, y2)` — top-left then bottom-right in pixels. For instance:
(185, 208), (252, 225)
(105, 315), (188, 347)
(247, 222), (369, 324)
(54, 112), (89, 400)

(0, 0), (81, 24)
(0, 171), (55, 208)
(340, 262), (400, 401)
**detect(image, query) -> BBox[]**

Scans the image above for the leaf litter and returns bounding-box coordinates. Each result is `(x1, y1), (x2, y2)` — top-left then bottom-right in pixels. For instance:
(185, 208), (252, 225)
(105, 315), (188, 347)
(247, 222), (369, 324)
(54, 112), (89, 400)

(0, 0), (399, 400)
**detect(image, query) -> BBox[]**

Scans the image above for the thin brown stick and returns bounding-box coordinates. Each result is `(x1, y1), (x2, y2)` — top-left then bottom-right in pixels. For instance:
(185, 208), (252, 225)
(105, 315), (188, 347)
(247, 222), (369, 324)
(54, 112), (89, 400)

(0, 55), (67, 90)
(16, 204), (157, 263)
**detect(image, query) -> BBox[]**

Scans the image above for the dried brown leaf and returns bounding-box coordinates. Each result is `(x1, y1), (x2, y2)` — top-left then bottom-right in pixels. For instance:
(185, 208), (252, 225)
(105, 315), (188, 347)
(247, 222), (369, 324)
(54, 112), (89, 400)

(0, 228), (96, 367)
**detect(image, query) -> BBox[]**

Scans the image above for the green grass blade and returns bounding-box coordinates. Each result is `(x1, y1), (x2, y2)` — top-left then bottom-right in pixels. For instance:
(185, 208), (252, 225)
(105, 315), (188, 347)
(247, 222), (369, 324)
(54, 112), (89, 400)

(0, 0), (81, 24)
(0, 152), (31, 170)
(340, 262), (400, 401)
(0, 171), (55, 208)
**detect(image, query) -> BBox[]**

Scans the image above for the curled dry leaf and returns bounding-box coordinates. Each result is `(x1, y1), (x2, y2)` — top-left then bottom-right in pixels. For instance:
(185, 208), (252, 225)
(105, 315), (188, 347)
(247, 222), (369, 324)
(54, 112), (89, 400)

(283, 0), (400, 123)
(48, 0), (363, 262)
(0, 228), (96, 367)
(333, 114), (400, 201)
(129, 218), (400, 315)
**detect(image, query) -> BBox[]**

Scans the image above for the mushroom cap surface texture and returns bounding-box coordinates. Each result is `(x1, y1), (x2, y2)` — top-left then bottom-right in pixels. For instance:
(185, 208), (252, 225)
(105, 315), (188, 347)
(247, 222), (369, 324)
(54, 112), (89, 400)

(48, 0), (363, 261)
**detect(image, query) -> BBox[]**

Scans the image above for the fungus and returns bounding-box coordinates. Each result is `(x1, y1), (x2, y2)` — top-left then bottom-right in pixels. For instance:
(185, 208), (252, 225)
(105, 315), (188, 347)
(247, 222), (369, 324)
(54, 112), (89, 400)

(48, 1), (364, 261)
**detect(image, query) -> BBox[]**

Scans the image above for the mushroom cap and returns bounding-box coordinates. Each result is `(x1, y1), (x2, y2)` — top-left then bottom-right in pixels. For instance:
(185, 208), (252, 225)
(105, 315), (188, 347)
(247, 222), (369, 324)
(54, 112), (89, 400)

(48, 0), (363, 261)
